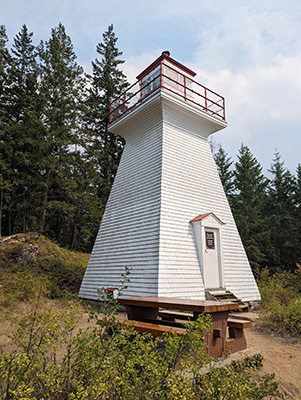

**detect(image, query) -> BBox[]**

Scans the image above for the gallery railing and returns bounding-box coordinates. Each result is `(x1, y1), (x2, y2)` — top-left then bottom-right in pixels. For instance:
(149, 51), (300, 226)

(109, 61), (225, 124)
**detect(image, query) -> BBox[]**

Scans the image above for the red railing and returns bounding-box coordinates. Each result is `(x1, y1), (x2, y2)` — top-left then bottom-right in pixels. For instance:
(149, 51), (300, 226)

(109, 61), (226, 124)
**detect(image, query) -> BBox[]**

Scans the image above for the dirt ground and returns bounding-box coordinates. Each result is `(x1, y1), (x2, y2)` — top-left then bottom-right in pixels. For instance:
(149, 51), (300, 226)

(243, 312), (301, 400)
(1, 306), (300, 399)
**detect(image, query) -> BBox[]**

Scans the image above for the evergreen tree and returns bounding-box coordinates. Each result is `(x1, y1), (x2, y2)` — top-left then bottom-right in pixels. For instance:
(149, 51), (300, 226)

(214, 145), (234, 203)
(0, 25), (12, 236)
(232, 144), (269, 273)
(295, 164), (301, 217)
(37, 23), (86, 237)
(0, 25), (11, 118)
(9, 25), (38, 123)
(4, 25), (42, 234)
(267, 152), (298, 271)
(59, 151), (102, 251)
(294, 164), (301, 266)
(86, 24), (129, 205)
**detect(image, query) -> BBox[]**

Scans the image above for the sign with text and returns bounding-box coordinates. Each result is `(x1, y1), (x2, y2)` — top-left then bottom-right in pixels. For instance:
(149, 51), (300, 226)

(206, 231), (215, 249)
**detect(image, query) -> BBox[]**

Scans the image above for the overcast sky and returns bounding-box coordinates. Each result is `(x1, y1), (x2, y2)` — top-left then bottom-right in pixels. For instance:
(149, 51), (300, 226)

(2, 0), (300, 174)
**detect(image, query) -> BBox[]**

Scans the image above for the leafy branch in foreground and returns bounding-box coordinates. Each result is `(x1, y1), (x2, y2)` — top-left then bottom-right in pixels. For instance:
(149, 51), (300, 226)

(0, 268), (285, 399)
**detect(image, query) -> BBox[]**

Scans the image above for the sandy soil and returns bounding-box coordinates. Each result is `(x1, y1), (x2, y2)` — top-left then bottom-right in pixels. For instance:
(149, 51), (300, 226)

(243, 314), (301, 399)
(1, 306), (300, 399)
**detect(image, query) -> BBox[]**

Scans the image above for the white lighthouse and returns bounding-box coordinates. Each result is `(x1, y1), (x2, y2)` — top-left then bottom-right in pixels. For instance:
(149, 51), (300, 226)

(79, 51), (260, 303)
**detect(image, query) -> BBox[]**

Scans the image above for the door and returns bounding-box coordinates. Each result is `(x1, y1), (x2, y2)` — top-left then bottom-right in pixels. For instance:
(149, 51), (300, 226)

(203, 228), (221, 288)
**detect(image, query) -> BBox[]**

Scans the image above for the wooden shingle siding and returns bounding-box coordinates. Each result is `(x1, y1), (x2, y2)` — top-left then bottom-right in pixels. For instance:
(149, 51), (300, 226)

(79, 90), (260, 303)
(79, 107), (164, 300)
(158, 113), (260, 301)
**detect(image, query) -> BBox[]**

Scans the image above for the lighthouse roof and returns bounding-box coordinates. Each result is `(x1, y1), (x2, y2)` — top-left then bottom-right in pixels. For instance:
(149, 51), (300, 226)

(136, 51), (196, 81)
(190, 212), (225, 225)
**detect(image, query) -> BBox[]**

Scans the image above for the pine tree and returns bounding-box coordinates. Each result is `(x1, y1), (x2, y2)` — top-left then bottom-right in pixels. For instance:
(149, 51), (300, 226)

(0, 25), (10, 116)
(9, 25), (38, 122)
(295, 164), (301, 216)
(4, 25), (42, 233)
(214, 145), (234, 203)
(232, 144), (269, 273)
(267, 152), (297, 271)
(294, 164), (301, 266)
(86, 24), (129, 205)
(37, 23), (86, 236)
(0, 25), (12, 236)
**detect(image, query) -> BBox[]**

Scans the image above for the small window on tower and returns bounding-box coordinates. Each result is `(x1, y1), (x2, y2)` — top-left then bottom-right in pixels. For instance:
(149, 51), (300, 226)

(206, 231), (215, 249)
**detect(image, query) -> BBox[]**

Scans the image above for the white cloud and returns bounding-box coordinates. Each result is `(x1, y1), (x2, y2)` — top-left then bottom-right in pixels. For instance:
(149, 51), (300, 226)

(123, 49), (163, 83)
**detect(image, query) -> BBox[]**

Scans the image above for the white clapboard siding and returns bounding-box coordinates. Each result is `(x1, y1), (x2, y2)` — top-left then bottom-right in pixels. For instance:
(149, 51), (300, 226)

(79, 90), (261, 302)
(79, 98), (164, 300)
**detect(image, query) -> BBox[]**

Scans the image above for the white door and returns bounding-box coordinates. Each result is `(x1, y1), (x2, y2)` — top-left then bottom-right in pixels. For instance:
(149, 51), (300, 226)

(203, 228), (221, 288)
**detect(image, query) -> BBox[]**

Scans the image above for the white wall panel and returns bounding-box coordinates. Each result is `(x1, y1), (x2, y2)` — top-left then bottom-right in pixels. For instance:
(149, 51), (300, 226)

(79, 111), (164, 299)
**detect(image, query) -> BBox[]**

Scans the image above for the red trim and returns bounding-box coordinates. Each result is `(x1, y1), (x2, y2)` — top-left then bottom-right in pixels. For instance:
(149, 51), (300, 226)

(109, 57), (226, 124)
(136, 51), (196, 81)
(190, 212), (225, 225)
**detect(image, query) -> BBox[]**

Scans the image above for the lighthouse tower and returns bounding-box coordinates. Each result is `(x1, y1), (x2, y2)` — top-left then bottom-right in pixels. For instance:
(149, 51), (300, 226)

(79, 52), (260, 303)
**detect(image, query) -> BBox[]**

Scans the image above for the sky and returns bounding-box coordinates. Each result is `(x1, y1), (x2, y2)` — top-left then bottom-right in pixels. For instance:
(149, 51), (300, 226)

(1, 0), (301, 174)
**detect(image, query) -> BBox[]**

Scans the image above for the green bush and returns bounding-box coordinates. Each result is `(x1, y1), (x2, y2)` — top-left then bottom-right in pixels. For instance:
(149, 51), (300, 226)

(0, 271), (51, 307)
(0, 269), (284, 400)
(0, 235), (89, 306)
(258, 268), (301, 339)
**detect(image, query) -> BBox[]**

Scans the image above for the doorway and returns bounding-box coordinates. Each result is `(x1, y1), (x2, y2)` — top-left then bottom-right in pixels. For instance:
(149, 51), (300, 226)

(203, 228), (221, 289)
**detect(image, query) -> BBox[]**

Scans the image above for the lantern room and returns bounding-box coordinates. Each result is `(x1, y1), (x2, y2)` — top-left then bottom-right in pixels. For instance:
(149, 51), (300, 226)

(110, 51), (226, 127)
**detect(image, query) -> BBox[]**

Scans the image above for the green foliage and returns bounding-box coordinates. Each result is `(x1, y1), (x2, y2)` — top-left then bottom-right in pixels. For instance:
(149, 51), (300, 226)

(0, 23), (109, 252)
(0, 234), (89, 307)
(197, 362), (283, 400)
(215, 144), (300, 274)
(0, 271), (50, 306)
(85, 23), (129, 204)
(214, 144), (234, 202)
(0, 270), (284, 399)
(258, 268), (301, 338)
(267, 152), (299, 272)
(232, 144), (270, 274)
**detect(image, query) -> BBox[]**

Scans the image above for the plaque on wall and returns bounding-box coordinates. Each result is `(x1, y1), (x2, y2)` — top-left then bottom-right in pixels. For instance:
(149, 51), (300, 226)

(206, 231), (215, 249)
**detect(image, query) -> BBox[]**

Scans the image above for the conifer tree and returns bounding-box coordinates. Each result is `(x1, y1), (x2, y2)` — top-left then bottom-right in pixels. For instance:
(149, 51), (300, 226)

(5, 25), (42, 233)
(9, 25), (38, 122)
(295, 164), (301, 217)
(267, 152), (297, 271)
(214, 145), (234, 203)
(294, 164), (301, 266)
(0, 25), (12, 236)
(37, 23), (86, 236)
(0, 25), (11, 118)
(232, 144), (269, 273)
(86, 24), (129, 205)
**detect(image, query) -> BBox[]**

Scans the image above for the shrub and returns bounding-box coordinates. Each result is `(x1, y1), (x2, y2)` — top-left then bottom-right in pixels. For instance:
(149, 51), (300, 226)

(258, 268), (301, 339)
(0, 271), (51, 307)
(0, 269), (285, 400)
(0, 235), (89, 306)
